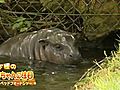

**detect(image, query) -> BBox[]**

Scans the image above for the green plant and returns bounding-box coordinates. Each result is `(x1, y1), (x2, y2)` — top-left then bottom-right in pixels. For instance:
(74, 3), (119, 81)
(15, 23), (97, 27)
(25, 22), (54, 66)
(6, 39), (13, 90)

(74, 51), (120, 90)
(0, 0), (5, 3)
(12, 17), (32, 33)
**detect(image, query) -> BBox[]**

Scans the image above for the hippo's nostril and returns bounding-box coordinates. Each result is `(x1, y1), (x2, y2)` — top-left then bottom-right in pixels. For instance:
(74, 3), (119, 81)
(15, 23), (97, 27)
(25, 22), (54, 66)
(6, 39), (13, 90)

(69, 54), (73, 57)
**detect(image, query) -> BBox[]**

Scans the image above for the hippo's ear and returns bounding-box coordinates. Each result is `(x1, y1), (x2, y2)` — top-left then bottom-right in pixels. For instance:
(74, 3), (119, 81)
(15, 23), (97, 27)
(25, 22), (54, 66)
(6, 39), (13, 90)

(39, 39), (49, 45)
(39, 39), (49, 49)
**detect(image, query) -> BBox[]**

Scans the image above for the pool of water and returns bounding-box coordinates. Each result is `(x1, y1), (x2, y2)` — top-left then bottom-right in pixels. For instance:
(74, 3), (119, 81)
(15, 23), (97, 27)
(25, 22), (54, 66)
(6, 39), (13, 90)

(0, 56), (93, 90)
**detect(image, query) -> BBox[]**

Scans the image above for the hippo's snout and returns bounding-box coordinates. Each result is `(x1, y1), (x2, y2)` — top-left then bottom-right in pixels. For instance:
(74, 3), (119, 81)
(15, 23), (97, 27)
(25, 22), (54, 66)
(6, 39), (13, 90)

(68, 50), (82, 63)
(70, 53), (81, 60)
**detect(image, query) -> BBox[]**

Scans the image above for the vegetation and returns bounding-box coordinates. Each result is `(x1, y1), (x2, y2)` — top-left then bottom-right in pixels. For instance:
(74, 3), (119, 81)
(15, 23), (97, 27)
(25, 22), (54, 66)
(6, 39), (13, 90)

(12, 17), (32, 34)
(0, 0), (119, 40)
(12, 17), (32, 32)
(0, 0), (5, 3)
(74, 49), (120, 90)
(41, 0), (120, 40)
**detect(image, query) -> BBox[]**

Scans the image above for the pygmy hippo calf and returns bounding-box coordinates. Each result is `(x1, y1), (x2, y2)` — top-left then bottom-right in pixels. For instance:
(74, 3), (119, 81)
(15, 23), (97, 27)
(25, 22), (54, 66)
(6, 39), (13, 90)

(0, 28), (82, 65)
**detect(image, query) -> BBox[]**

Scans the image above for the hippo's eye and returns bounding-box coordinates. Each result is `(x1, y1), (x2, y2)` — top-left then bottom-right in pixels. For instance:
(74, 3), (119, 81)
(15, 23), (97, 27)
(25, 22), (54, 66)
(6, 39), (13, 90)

(54, 44), (63, 50)
(65, 36), (74, 42)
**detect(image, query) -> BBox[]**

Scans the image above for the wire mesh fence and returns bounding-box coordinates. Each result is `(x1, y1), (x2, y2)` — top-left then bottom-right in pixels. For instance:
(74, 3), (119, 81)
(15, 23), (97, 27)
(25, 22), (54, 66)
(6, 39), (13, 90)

(0, 0), (120, 42)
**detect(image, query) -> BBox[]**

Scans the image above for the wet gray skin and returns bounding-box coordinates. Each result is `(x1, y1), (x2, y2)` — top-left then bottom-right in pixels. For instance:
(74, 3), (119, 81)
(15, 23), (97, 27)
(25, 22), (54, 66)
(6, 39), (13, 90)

(0, 28), (81, 64)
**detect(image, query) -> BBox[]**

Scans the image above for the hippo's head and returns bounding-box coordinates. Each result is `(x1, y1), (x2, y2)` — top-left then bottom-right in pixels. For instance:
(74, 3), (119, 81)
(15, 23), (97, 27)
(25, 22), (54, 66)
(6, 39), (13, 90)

(38, 28), (82, 64)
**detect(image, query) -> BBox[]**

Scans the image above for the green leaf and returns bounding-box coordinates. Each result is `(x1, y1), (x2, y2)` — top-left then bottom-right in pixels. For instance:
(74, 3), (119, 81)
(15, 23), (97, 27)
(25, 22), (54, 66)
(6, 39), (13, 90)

(0, 0), (5, 3)
(16, 17), (26, 23)
(12, 22), (24, 30)
(20, 27), (28, 32)
(24, 21), (32, 27)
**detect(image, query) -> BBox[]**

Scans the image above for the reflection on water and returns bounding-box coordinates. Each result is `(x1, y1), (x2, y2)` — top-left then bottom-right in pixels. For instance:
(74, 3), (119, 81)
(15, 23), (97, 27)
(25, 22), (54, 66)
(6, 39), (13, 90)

(0, 56), (93, 90)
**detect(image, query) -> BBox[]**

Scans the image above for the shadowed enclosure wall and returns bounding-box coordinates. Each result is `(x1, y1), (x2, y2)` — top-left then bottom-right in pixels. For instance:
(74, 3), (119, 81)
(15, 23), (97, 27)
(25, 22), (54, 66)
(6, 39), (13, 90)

(0, 0), (119, 42)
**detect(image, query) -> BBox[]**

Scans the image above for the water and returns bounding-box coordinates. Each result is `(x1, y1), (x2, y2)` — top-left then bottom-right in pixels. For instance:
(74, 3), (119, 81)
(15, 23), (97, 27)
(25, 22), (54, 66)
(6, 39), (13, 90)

(0, 56), (93, 90)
